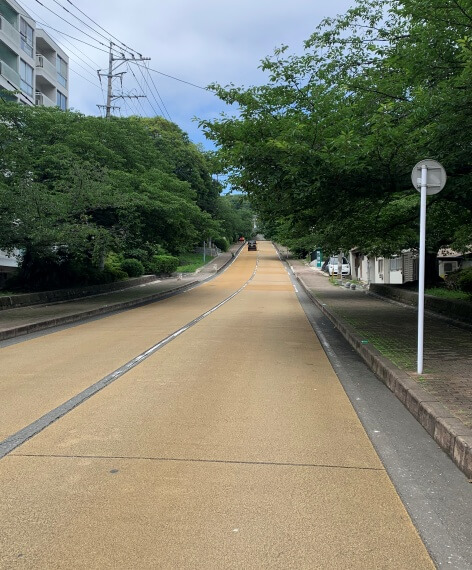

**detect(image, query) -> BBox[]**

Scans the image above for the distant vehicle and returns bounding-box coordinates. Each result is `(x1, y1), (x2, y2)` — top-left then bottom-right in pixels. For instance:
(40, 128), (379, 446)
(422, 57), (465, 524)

(248, 240), (257, 251)
(327, 256), (350, 276)
(238, 236), (245, 242)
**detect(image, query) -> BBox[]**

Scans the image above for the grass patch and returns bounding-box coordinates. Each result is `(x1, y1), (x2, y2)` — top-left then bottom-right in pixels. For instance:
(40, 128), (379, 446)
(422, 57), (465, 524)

(176, 252), (215, 273)
(425, 287), (471, 301)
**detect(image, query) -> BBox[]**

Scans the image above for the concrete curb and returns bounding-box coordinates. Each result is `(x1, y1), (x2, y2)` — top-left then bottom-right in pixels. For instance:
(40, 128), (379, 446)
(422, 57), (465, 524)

(0, 243), (244, 342)
(296, 273), (472, 480)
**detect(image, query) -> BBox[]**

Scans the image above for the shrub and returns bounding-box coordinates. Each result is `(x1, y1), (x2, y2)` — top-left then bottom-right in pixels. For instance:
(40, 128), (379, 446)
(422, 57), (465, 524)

(149, 255), (179, 275)
(444, 270), (461, 291)
(121, 258), (144, 277)
(213, 237), (229, 252)
(99, 266), (129, 283)
(458, 267), (472, 294)
(445, 267), (472, 293)
(104, 252), (124, 270)
(124, 248), (148, 263)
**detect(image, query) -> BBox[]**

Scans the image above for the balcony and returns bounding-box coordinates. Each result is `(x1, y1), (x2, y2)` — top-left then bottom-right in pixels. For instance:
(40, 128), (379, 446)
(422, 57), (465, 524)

(36, 54), (56, 85)
(0, 15), (20, 48)
(0, 59), (20, 88)
(35, 91), (56, 107)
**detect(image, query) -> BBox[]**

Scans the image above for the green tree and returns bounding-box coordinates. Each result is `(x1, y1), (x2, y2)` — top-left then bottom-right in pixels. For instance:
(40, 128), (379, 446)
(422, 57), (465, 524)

(142, 117), (221, 216)
(0, 104), (218, 289)
(215, 195), (255, 242)
(201, 0), (472, 264)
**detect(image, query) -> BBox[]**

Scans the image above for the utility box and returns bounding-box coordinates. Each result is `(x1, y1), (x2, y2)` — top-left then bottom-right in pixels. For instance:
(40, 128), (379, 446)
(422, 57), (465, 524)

(309, 250), (323, 267)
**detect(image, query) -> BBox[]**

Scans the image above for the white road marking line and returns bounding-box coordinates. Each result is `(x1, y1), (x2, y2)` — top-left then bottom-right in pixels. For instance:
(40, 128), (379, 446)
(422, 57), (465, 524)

(0, 257), (260, 460)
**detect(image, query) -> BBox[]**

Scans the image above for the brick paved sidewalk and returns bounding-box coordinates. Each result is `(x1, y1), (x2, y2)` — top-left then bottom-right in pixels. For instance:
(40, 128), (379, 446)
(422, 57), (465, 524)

(290, 260), (472, 478)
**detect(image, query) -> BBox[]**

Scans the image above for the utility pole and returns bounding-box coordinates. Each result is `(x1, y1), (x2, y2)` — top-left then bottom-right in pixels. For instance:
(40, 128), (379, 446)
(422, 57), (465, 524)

(97, 42), (150, 118)
(105, 42), (113, 118)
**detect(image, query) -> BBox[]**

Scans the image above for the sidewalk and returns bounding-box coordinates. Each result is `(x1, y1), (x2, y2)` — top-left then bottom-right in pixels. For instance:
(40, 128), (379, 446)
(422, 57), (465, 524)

(0, 246), (240, 341)
(291, 260), (472, 479)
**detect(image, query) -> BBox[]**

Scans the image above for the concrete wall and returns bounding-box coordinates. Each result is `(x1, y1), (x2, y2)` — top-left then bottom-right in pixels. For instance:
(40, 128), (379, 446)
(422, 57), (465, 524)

(0, 275), (160, 310)
(369, 284), (472, 325)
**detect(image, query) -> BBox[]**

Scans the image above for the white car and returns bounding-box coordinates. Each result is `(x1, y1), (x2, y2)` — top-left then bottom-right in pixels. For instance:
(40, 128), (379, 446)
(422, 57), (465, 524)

(327, 256), (350, 276)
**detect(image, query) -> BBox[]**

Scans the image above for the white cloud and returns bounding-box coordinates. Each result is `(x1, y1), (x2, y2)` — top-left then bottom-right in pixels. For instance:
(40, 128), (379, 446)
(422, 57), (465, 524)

(21, 0), (354, 147)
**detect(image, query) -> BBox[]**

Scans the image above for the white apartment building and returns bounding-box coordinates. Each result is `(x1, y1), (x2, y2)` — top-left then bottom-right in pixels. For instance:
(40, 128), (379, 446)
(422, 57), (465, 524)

(0, 0), (69, 108)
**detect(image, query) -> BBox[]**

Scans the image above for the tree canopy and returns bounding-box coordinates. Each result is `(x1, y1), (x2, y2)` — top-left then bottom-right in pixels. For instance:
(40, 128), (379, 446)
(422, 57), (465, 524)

(201, 0), (472, 258)
(0, 104), (252, 289)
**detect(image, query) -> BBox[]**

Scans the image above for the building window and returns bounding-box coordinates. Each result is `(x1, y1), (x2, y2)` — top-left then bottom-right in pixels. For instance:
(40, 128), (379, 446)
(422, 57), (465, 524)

(20, 19), (34, 58)
(56, 55), (67, 87)
(378, 258), (384, 277)
(390, 257), (402, 271)
(57, 90), (67, 110)
(20, 60), (33, 96)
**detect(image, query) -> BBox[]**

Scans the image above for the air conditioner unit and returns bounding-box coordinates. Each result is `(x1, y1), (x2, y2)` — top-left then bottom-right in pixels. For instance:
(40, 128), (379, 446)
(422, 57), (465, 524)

(443, 261), (458, 274)
(379, 273), (383, 279)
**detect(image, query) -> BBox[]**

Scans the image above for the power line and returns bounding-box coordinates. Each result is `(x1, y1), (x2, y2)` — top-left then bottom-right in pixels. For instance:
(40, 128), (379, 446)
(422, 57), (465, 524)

(136, 95), (150, 118)
(25, 6), (102, 80)
(69, 67), (102, 89)
(135, 63), (209, 91)
(30, 4), (154, 119)
(28, 0), (125, 56)
(63, 0), (141, 57)
(132, 62), (166, 118)
(126, 62), (161, 117)
(144, 63), (172, 121)
(21, 0), (216, 120)
(123, 94), (140, 117)
(20, 1), (108, 59)
(50, 0), (114, 44)
(35, 15), (210, 92)
(27, 18), (109, 53)
(57, 40), (100, 78)
(49, 0), (135, 57)
(19, 1), (105, 103)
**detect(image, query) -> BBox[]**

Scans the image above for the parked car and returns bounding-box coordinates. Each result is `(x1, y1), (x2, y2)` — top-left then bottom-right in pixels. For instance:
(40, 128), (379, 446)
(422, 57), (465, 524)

(327, 256), (350, 276)
(248, 240), (257, 251)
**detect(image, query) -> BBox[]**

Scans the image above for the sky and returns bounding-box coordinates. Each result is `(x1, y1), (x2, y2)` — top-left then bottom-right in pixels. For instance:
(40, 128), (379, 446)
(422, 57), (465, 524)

(20, 0), (354, 150)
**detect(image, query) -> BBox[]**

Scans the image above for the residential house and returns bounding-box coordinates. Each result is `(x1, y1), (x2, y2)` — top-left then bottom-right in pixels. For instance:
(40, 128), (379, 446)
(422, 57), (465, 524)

(349, 248), (471, 286)
(349, 250), (418, 286)
(437, 248), (472, 278)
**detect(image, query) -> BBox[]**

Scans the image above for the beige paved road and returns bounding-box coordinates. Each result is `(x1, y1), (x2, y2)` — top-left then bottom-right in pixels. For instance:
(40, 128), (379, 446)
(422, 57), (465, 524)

(1, 242), (434, 569)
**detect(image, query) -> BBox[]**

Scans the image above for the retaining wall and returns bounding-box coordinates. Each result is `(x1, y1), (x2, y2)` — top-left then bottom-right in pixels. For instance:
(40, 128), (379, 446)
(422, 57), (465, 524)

(369, 284), (472, 325)
(0, 275), (160, 311)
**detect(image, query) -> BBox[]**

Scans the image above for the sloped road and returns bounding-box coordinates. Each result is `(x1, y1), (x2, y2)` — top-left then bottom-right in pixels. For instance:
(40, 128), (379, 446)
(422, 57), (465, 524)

(0, 242), (434, 568)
